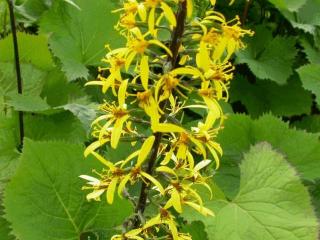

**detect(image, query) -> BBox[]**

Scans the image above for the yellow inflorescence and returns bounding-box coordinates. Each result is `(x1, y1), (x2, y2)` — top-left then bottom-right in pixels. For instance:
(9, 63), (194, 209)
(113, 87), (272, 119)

(81, 1), (253, 239)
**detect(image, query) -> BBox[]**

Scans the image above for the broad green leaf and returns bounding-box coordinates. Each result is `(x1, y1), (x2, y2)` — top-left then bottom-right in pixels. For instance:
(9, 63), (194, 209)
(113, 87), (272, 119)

(0, 32), (54, 70)
(230, 75), (312, 117)
(40, 0), (122, 80)
(0, 63), (45, 97)
(4, 139), (132, 240)
(237, 28), (297, 84)
(300, 39), (320, 64)
(24, 112), (87, 143)
(6, 94), (51, 112)
(0, 0), (9, 34)
(181, 221), (208, 240)
(292, 115), (320, 133)
(268, 0), (307, 11)
(0, 116), (19, 192)
(297, 64), (320, 106)
(192, 143), (319, 240)
(215, 114), (320, 198)
(0, 203), (15, 240)
(15, 0), (52, 24)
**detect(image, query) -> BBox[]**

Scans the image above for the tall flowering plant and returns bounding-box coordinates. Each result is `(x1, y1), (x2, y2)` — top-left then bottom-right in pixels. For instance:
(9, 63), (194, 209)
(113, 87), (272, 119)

(80, 0), (253, 239)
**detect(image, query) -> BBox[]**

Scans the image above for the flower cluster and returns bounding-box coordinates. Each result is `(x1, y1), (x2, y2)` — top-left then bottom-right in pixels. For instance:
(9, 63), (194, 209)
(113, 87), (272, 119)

(81, 0), (253, 239)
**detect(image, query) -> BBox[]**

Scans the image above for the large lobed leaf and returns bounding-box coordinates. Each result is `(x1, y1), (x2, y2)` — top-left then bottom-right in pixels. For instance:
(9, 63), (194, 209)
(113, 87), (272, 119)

(4, 139), (132, 240)
(184, 143), (319, 240)
(297, 64), (320, 106)
(214, 114), (320, 198)
(236, 26), (297, 85)
(40, 0), (122, 81)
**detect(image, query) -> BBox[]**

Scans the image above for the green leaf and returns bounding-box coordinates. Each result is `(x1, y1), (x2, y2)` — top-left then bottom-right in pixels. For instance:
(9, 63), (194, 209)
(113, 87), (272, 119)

(0, 63), (46, 97)
(297, 64), (320, 106)
(40, 0), (122, 80)
(0, 204), (15, 240)
(292, 115), (320, 133)
(215, 114), (320, 198)
(268, 0), (307, 11)
(0, 116), (19, 192)
(4, 139), (132, 240)
(6, 94), (51, 112)
(237, 27), (297, 85)
(300, 39), (320, 64)
(24, 112), (87, 143)
(181, 221), (208, 240)
(230, 75), (312, 117)
(15, 0), (52, 24)
(197, 143), (319, 240)
(0, 32), (54, 70)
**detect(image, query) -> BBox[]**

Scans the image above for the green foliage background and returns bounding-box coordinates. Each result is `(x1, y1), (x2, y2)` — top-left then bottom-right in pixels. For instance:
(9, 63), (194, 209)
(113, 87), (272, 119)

(0, 0), (319, 239)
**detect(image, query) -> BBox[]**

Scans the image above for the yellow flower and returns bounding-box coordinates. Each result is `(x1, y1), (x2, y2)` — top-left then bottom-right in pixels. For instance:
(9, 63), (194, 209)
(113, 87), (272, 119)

(108, 27), (172, 72)
(144, 0), (177, 35)
(164, 181), (214, 216)
(113, 0), (147, 22)
(141, 208), (179, 240)
(93, 80), (130, 149)
(79, 175), (109, 201)
(86, 53), (126, 94)
(192, 121), (223, 169)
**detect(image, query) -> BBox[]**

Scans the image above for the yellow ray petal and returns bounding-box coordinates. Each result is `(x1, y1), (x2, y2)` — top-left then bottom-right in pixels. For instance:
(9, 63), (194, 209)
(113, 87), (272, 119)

(118, 80), (128, 106)
(107, 177), (118, 204)
(148, 7), (156, 35)
(118, 174), (131, 197)
(90, 151), (115, 170)
(149, 39), (173, 57)
(152, 123), (185, 133)
(161, 2), (176, 26)
(111, 115), (130, 149)
(140, 171), (164, 195)
(137, 135), (155, 166)
(184, 201), (214, 216)
(140, 55), (149, 90)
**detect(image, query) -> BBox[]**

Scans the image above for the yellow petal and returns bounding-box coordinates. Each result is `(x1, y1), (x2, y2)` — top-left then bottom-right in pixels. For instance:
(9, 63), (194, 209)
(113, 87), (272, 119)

(126, 51), (137, 70)
(149, 39), (173, 57)
(167, 219), (179, 240)
(184, 201), (214, 216)
(186, 0), (193, 18)
(137, 135), (155, 166)
(138, 4), (147, 22)
(140, 55), (149, 90)
(84, 140), (108, 157)
(148, 7), (156, 35)
(207, 144), (220, 169)
(161, 2), (176, 27)
(156, 166), (177, 178)
(140, 171), (164, 195)
(90, 151), (115, 170)
(107, 177), (118, 204)
(87, 189), (104, 201)
(111, 115), (130, 149)
(118, 174), (131, 197)
(142, 214), (161, 229)
(171, 188), (182, 213)
(118, 80), (128, 106)
(152, 123), (185, 133)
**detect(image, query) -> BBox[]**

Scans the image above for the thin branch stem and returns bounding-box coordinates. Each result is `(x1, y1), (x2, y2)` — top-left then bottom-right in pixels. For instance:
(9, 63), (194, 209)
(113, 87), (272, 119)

(241, 0), (253, 24)
(6, 0), (24, 148)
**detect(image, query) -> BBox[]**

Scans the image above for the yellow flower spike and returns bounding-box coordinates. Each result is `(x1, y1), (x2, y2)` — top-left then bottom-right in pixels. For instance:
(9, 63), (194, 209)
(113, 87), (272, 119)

(137, 135), (155, 166)
(140, 55), (149, 90)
